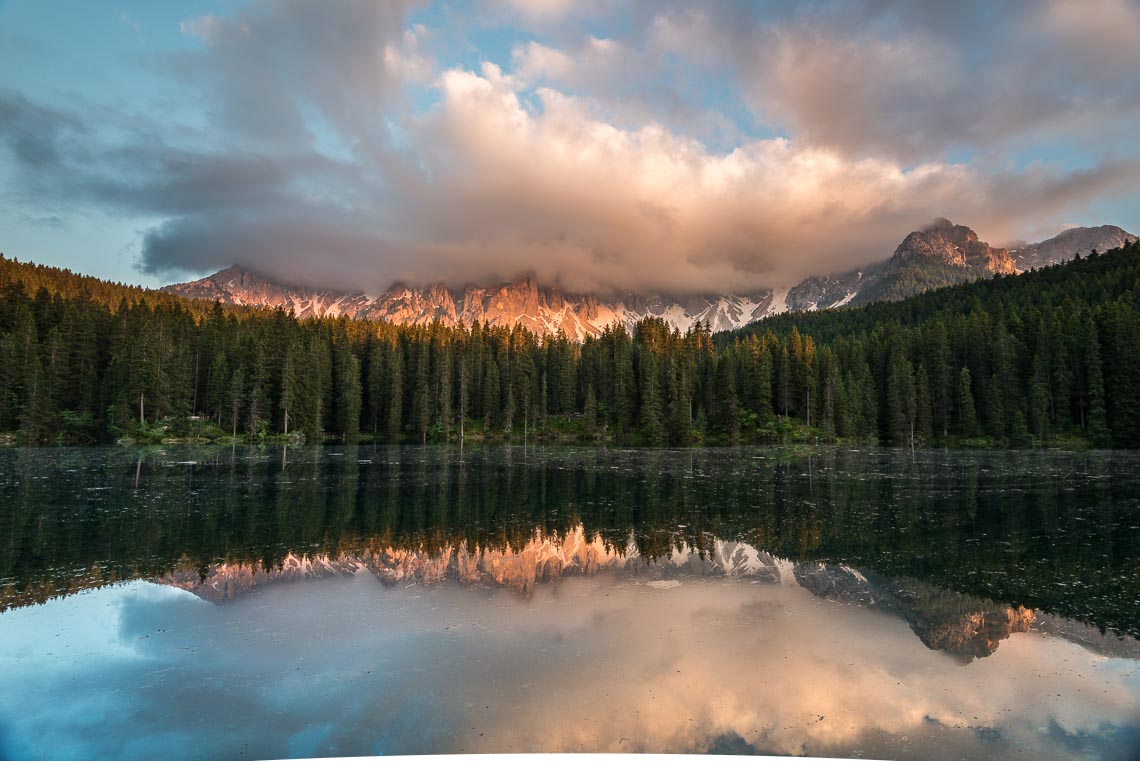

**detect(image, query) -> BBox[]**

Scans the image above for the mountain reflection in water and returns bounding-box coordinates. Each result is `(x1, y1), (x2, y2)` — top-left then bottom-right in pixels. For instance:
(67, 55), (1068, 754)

(157, 528), (1132, 664)
(0, 445), (1139, 759)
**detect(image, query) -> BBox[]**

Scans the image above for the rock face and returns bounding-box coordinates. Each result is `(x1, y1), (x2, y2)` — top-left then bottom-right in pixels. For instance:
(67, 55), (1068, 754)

(891, 218), (1017, 274)
(166, 267), (779, 339)
(158, 528), (785, 600)
(1010, 225), (1137, 270)
(163, 220), (1133, 337)
(792, 562), (1038, 662)
(785, 272), (867, 311)
(168, 265), (375, 319)
(912, 606), (1036, 661)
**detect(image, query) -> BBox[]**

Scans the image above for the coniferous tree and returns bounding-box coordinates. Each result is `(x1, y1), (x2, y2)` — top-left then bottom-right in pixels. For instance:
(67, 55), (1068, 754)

(205, 350), (228, 425)
(611, 331), (635, 434)
(386, 344), (404, 442)
(482, 355), (500, 431)
(1085, 327), (1110, 447)
(336, 346), (362, 440)
(666, 362), (691, 445)
(817, 348), (843, 440)
(1027, 351), (1049, 442)
(583, 383), (597, 435)
(365, 341), (386, 434)
(279, 339), (298, 436)
(925, 321), (952, 438)
(958, 367), (978, 437)
(19, 346), (51, 443)
(246, 339), (270, 441)
(227, 365), (246, 437)
(1101, 303), (1140, 446)
(714, 357), (741, 442)
(412, 342), (431, 443)
(886, 352), (916, 445)
(431, 332), (452, 435)
(0, 336), (15, 429)
(914, 364), (933, 443)
(857, 360), (878, 441)
(638, 351), (665, 445)
(457, 344), (470, 440)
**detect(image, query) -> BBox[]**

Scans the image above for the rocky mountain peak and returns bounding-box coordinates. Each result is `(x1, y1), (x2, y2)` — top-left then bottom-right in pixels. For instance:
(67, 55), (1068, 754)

(895, 218), (1016, 274)
(1010, 224), (1138, 270)
(163, 219), (1133, 337)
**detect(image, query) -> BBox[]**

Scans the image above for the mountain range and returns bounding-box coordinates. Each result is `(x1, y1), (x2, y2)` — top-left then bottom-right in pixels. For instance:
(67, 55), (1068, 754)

(156, 528), (1140, 662)
(165, 220), (1135, 339)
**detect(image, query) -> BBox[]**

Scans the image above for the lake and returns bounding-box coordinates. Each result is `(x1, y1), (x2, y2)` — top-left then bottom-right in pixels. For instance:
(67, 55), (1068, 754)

(0, 445), (1138, 760)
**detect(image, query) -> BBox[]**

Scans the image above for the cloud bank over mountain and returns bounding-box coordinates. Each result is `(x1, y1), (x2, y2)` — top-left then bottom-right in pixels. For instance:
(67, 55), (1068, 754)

(1, 0), (1138, 294)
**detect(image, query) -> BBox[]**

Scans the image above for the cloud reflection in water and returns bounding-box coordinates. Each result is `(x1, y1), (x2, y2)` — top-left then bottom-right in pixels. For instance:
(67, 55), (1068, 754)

(0, 572), (1137, 760)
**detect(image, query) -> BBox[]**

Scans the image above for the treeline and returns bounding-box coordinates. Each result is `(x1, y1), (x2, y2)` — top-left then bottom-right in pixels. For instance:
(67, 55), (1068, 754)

(0, 254), (247, 319)
(2, 240), (1140, 447)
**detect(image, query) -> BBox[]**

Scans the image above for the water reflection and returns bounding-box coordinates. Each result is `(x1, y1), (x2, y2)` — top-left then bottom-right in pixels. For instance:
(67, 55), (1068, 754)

(2, 445), (1138, 637)
(0, 445), (1138, 759)
(0, 575), (1137, 760)
(155, 527), (1135, 664)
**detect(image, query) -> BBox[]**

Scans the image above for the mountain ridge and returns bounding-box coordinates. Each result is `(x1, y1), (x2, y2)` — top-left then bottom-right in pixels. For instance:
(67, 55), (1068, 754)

(1009, 224), (1136, 270)
(164, 221), (1134, 338)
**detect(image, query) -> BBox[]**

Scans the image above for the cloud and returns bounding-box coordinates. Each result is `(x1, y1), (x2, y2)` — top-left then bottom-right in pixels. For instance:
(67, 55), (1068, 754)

(512, 41), (577, 84)
(482, 0), (614, 30)
(17, 214), (68, 231)
(1, 0), (1137, 295)
(3, 65), (1138, 296)
(1036, 0), (1140, 66)
(646, 0), (1140, 163)
(177, 14), (230, 43)
(119, 11), (143, 41)
(498, 0), (583, 22)
(512, 36), (632, 88)
(168, 0), (423, 151)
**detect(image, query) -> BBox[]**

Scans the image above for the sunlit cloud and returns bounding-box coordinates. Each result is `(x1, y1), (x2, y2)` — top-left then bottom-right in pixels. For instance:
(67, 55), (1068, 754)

(0, 0), (1137, 293)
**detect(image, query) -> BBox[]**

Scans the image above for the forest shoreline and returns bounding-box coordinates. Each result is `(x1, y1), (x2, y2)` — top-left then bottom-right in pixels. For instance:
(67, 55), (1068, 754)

(0, 427), (1098, 451)
(3, 242), (1139, 451)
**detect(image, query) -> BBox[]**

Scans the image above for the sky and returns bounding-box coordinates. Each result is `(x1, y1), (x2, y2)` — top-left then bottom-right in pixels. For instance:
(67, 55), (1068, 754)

(1, 0), (1139, 294)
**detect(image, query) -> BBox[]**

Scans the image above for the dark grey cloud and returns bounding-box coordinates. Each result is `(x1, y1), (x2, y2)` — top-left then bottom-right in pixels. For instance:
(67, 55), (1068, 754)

(17, 214), (68, 231)
(0, 91), (86, 169)
(169, 0), (424, 151)
(0, 89), (355, 218)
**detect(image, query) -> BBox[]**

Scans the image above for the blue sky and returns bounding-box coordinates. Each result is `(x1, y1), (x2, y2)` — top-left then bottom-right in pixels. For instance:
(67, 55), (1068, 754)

(1, 0), (1138, 294)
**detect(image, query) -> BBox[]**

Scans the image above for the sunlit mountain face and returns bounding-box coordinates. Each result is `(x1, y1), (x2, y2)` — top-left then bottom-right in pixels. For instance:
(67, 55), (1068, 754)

(1, 445), (1139, 759)
(161, 222), (1136, 338)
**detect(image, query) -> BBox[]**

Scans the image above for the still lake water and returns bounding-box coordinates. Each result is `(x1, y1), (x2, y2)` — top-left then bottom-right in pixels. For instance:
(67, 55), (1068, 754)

(1, 445), (1139, 760)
